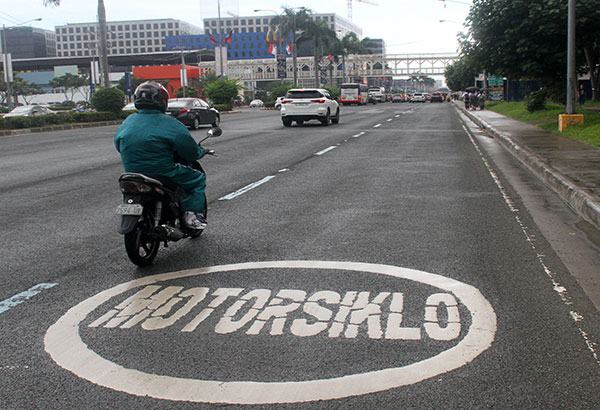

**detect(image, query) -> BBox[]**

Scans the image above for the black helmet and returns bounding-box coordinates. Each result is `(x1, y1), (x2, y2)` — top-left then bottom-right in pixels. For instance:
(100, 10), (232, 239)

(133, 81), (169, 112)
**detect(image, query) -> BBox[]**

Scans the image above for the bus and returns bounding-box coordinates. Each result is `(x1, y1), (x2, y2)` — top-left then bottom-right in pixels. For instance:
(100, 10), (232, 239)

(340, 83), (369, 105)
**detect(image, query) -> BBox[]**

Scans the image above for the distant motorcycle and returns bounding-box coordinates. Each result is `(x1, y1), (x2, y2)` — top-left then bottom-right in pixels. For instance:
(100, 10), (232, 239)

(116, 127), (221, 266)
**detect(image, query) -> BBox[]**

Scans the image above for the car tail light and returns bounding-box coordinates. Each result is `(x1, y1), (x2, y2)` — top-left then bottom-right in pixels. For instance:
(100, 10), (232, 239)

(119, 180), (152, 193)
(311, 99), (326, 103)
(282, 99), (291, 104)
(178, 108), (190, 115)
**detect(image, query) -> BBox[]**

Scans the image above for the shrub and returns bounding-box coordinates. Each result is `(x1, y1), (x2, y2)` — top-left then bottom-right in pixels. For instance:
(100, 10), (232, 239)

(5, 116), (32, 129)
(214, 103), (233, 112)
(204, 78), (242, 105)
(525, 89), (547, 112)
(175, 86), (200, 98)
(91, 87), (126, 114)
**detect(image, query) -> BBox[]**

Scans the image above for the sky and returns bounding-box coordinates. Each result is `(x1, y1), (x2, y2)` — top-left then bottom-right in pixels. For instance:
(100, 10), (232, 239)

(5, 0), (472, 55)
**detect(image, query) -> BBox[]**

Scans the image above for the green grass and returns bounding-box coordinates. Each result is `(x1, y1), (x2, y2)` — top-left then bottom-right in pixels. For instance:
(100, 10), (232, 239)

(487, 101), (600, 148)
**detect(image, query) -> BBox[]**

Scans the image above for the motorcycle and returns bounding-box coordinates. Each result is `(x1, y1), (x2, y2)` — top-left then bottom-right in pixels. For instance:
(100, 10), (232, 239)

(116, 127), (221, 266)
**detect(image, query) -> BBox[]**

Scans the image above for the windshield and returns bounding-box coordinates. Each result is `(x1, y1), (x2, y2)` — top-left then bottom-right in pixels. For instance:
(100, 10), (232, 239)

(168, 100), (192, 108)
(10, 106), (32, 114)
(286, 90), (322, 99)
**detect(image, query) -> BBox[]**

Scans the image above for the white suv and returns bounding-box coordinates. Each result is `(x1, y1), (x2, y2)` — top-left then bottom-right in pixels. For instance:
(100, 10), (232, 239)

(280, 88), (340, 127)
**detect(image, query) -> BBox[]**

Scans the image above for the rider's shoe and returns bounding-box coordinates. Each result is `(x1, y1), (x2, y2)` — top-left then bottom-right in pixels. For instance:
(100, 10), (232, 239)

(183, 211), (208, 231)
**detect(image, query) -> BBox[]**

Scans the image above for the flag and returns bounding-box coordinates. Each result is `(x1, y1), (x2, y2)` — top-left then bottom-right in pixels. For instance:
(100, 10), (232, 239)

(286, 43), (292, 55)
(223, 32), (232, 45)
(269, 43), (278, 56)
(209, 34), (216, 44)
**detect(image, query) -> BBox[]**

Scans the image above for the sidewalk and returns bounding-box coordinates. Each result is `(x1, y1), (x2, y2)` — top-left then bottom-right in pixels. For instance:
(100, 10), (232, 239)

(454, 101), (600, 231)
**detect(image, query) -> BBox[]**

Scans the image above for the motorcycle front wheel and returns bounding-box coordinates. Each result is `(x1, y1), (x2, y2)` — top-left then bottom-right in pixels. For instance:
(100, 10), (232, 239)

(124, 211), (160, 266)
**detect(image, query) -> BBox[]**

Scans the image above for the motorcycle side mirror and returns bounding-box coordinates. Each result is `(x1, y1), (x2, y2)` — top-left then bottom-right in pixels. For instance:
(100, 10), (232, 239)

(207, 127), (222, 138)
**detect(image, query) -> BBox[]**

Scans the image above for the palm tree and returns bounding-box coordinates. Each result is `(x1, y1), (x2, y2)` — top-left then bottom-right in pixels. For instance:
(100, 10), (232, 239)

(300, 20), (338, 87)
(42, 0), (60, 4)
(270, 8), (311, 86)
(331, 32), (372, 83)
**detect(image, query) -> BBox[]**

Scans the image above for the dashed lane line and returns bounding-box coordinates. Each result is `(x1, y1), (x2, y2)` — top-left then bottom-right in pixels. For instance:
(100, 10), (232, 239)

(0, 283), (58, 315)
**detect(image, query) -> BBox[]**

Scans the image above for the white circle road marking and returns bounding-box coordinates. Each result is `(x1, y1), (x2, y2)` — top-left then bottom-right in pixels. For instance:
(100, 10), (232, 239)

(45, 261), (497, 404)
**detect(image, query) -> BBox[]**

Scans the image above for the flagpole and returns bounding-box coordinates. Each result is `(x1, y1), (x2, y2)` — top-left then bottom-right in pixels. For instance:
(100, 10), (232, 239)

(217, 0), (224, 77)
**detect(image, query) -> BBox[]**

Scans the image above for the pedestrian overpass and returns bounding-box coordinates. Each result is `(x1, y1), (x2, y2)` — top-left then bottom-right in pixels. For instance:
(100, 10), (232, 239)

(200, 53), (459, 88)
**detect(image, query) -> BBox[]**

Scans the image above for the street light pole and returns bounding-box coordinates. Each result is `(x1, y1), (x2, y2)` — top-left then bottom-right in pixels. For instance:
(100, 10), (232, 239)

(98, 0), (110, 87)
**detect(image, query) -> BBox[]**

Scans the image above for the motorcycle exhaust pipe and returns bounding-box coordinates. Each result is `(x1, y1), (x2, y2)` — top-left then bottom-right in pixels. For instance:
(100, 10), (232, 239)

(155, 225), (185, 241)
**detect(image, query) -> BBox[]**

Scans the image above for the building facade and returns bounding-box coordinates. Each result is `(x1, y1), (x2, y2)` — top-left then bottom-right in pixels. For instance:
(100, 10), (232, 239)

(54, 19), (202, 57)
(0, 26), (56, 58)
(202, 13), (361, 38)
(167, 13), (363, 62)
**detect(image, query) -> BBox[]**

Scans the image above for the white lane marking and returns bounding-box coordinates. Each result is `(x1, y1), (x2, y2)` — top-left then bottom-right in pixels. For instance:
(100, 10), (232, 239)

(387, 119), (393, 122)
(0, 283), (58, 314)
(461, 117), (600, 368)
(352, 132), (365, 138)
(45, 261), (496, 404)
(373, 123), (382, 128)
(314, 146), (337, 156)
(218, 176), (276, 201)
(395, 114), (401, 118)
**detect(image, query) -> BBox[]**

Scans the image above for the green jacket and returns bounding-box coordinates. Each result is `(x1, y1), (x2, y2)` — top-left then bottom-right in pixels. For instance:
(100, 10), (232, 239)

(114, 109), (206, 174)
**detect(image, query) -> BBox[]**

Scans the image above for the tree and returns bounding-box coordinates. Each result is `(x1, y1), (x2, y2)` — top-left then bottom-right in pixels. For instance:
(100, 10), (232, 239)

(331, 32), (372, 83)
(12, 76), (44, 104)
(175, 86), (200, 98)
(116, 75), (145, 96)
(91, 86), (125, 114)
(49, 73), (88, 102)
(204, 78), (242, 105)
(445, 56), (480, 91)
(300, 20), (338, 87)
(464, 0), (600, 100)
(270, 8), (312, 86)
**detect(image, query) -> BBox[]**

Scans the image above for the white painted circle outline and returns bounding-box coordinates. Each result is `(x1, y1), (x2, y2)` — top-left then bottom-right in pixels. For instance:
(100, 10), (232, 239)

(45, 261), (497, 404)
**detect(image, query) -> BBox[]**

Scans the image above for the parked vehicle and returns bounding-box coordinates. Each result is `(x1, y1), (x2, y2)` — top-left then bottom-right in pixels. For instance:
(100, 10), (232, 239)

(166, 98), (220, 129)
(116, 127), (221, 266)
(4, 105), (54, 117)
(280, 88), (340, 127)
(249, 99), (264, 108)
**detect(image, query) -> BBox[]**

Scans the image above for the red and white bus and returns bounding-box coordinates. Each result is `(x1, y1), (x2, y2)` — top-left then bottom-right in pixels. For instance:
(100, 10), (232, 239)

(340, 83), (369, 105)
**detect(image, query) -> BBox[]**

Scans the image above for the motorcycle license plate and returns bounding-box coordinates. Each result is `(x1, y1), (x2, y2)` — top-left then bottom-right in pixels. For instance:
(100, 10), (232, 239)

(116, 204), (143, 215)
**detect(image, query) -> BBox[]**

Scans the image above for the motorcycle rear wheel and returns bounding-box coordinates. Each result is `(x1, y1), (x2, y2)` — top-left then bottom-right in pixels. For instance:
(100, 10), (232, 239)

(124, 212), (160, 266)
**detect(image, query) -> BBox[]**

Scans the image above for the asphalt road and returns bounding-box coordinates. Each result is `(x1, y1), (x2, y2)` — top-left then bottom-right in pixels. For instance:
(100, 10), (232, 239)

(1, 102), (599, 408)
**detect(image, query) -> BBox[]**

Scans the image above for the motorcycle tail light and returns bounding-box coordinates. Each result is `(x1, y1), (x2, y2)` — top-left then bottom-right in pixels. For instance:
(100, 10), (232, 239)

(119, 180), (152, 193)
(311, 99), (326, 103)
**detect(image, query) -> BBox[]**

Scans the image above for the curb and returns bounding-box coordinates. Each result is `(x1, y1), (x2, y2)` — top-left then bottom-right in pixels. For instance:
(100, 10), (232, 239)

(0, 120), (124, 137)
(0, 111), (242, 137)
(456, 104), (600, 231)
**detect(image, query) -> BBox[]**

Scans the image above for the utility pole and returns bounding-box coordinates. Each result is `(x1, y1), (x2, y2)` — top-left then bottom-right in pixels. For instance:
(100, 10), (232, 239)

(566, 0), (577, 114)
(98, 0), (110, 87)
(559, 0), (584, 130)
(1, 25), (14, 109)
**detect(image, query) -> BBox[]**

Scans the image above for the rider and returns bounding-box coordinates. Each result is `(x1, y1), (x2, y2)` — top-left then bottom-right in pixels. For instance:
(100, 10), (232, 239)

(114, 81), (209, 232)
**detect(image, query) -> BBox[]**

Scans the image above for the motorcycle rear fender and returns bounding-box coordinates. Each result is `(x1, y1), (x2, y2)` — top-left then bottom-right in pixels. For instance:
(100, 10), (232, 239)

(118, 215), (140, 234)
(118, 193), (143, 234)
